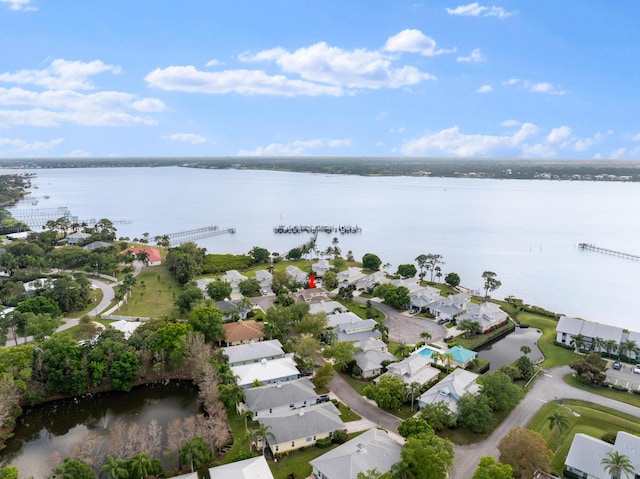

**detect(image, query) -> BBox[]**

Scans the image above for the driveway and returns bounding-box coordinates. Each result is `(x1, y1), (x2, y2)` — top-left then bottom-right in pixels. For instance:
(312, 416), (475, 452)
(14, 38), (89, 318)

(90, 278), (115, 317)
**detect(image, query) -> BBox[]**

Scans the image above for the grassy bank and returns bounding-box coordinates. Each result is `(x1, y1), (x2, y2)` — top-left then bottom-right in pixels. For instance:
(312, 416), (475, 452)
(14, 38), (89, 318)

(117, 266), (182, 318)
(517, 313), (580, 368)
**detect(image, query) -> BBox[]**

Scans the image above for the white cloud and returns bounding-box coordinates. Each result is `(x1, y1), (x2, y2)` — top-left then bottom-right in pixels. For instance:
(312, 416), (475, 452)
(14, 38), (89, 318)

(631, 133), (640, 141)
(446, 3), (513, 18)
(547, 126), (572, 144)
(457, 48), (485, 63)
(501, 119), (520, 127)
(0, 59), (120, 90)
(237, 138), (351, 156)
(205, 59), (223, 67)
(163, 133), (207, 144)
(68, 149), (90, 158)
(0, 137), (63, 156)
(146, 65), (344, 96)
(502, 78), (565, 95)
(476, 84), (492, 93)
(0, 86), (160, 126)
(384, 29), (455, 57)
(1, 0), (37, 11)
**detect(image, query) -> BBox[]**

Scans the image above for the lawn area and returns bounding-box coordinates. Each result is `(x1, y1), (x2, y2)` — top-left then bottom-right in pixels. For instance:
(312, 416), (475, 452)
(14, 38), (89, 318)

(268, 431), (364, 479)
(453, 321), (515, 350)
(564, 373), (640, 408)
(117, 266), (182, 318)
(517, 313), (580, 368)
(527, 399), (640, 475)
(333, 400), (362, 422)
(219, 407), (254, 465)
(334, 367), (368, 395)
(335, 298), (383, 321)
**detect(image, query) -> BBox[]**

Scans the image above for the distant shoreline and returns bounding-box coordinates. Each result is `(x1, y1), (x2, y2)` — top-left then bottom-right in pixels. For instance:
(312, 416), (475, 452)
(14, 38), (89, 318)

(1, 156), (640, 182)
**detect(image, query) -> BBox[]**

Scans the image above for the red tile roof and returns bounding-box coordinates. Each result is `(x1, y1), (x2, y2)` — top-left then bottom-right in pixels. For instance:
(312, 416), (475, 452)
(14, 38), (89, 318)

(121, 247), (162, 263)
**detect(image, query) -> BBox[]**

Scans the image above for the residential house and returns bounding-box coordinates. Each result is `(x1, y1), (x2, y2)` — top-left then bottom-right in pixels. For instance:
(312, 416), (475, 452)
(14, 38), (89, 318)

(66, 231), (91, 246)
(23, 277), (52, 295)
(110, 319), (142, 340)
(355, 271), (388, 292)
(310, 428), (402, 479)
(312, 259), (332, 278)
(216, 299), (252, 321)
(390, 277), (422, 293)
(337, 267), (366, 287)
(83, 241), (113, 251)
(254, 270), (272, 293)
(231, 356), (300, 389)
(208, 456), (274, 479)
(242, 378), (319, 418)
(286, 265), (308, 284)
(565, 431), (640, 479)
(326, 311), (364, 329)
(447, 345), (478, 369)
(336, 318), (381, 344)
(221, 270), (248, 288)
(418, 368), (481, 413)
(295, 287), (330, 304)
(358, 338), (389, 353)
(409, 286), (442, 313)
(456, 301), (509, 333)
(223, 339), (284, 366)
(310, 301), (348, 316)
(120, 247), (162, 266)
(425, 293), (470, 322)
(259, 402), (345, 455)
(381, 354), (439, 387)
(555, 316), (637, 358)
(221, 320), (264, 347)
(354, 349), (397, 379)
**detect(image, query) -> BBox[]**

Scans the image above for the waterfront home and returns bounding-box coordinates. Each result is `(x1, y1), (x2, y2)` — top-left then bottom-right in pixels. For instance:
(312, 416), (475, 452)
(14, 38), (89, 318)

(310, 428), (402, 479)
(242, 378), (318, 419)
(286, 265), (308, 284)
(231, 356), (300, 389)
(424, 293), (470, 322)
(448, 345), (478, 369)
(555, 316), (640, 359)
(337, 267), (366, 286)
(221, 320), (264, 347)
(258, 402), (345, 455)
(409, 286), (442, 313)
(380, 354), (439, 387)
(418, 368), (481, 413)
(312, 258), (332, 277)
(120, 247), (162, 266)
(456, 301), (509, 333)
(254, 269), (272, 292)
(354, 349), (397, 379)
(215, 298), (252, 321)
(390, 277), (422, 293)
(221, 270), (247, 288)
(310, 300), (348, 316)
(565, 431), (640, 479)
(222, 339), (284, 366)
(355, 270), (389, 292)
(208, 456), (274, 479)
(66, 231), (91, 246)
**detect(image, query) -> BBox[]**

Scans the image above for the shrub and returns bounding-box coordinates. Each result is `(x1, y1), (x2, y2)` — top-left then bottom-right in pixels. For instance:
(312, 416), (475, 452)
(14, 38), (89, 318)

(601, 431), (617, 444)
(316, 437), (332, 448)
(332, 429), (347, 444)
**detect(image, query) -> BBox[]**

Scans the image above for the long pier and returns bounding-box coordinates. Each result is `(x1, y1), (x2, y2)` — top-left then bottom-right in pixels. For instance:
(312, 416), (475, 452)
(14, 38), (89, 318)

(9, 207), (72, 230)
(578, 243), (640, 261)
(273, 224), (362, 234)
(166, 225), (235, 245)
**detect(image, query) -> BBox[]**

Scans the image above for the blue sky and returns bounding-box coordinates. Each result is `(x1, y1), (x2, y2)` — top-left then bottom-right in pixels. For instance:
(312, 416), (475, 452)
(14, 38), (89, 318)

(1, 1), (640, 159)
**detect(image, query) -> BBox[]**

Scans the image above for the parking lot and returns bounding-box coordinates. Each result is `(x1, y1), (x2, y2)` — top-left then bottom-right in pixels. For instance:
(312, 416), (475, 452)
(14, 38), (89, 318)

(606, 360), (640, 392)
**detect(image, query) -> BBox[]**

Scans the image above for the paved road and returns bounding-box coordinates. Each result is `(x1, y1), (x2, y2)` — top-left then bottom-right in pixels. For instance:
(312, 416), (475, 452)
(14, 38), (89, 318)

(90, 278), (115, 317)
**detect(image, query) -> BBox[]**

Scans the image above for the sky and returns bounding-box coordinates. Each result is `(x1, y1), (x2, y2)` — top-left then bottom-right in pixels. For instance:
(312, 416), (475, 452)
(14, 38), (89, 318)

(1, 0), (640, 159)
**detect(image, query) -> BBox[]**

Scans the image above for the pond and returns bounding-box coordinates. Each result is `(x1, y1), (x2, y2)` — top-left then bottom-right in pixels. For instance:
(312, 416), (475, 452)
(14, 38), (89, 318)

(478, 326), (544, 371)
(0, 380), (203, 479)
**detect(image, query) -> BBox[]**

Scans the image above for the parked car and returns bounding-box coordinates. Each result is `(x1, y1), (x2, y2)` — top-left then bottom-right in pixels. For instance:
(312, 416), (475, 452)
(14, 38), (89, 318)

(613, 361), (622, 370)
(437, 318), (449, 325)
(633, 364), (640, 374)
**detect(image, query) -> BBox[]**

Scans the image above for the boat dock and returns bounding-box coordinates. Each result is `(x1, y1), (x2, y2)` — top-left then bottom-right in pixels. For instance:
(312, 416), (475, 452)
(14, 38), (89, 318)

(167, 225), (235, 245)
(273, 224), (362, 234)
(578, 243), (640, 261)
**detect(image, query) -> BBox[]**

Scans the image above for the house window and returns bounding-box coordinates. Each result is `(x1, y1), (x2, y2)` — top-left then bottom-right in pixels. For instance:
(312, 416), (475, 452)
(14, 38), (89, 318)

(269, 408), (272, 413)
(275, 445), (279, 452)
(291, 441), (295, 448)
(306, 437), (312, 442)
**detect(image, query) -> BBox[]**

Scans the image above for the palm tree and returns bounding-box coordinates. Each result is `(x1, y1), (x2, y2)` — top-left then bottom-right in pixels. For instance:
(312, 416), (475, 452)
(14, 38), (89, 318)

(373, 322), (389, 341)
(420, 331), (432, 342)
(547, 409), (570, 443)
(407, 381), (421, 412)
(592, 336), (605, 353)
(241, 409), (254, 431)
(395, 342), (412, 360)
(570, 334), (587, 353)
(520, 345), (531, 356)
(100, 455), (129, 479)
(601, 450), (635, 479)
(604, 339), (618, 359)
(251, 424), (275, 455)
(441, 351), (455, 372)
(179, 439), (208, 473)
(128, 453), (152, 479)
(620, 339), (638, 362)
(136, 250), (150, 267)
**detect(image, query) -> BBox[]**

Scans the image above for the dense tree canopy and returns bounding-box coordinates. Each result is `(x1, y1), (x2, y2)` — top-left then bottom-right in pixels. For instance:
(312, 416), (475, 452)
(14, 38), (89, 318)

(362, 253), (382, 271)
(498, 426), (552, 479)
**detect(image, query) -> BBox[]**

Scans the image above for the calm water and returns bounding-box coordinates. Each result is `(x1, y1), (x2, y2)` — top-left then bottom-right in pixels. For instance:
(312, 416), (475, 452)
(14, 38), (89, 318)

(0, 381), (202, 478)
(478, 327), (544, 371)
(6, 166), (640, 329)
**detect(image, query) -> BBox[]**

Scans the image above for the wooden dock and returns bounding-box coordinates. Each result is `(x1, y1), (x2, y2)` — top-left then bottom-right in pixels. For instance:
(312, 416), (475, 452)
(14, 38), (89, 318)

(578, 243), (640, 261)
(167, 225), (235, 245)
(273, 224), (362, 234)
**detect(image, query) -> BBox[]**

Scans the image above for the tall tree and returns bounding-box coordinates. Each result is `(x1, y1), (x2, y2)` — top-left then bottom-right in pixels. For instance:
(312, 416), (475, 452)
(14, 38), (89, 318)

(188, 306), (224, 343)
(100, 455), (129, 479)
(601, 450), (635, 479)
(362, 253), (382, 271)
(620, 339), (638, 362)
(251, 423), (275, 455)
(472, 457), (513, 479)
(547, 408), (570, 444)
(481, 271), (501, 300)
(397, 430), (454, 479)
(570, 333), (587, 353)
(498, 426), (552, 479)
(425, 254), (445, 282)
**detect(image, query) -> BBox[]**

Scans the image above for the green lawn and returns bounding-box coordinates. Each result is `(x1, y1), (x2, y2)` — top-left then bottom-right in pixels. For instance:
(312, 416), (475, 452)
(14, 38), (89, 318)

(527, 400), (640, 475)
(335, 298), (384, 321)
(268, 431), (364, 479)
(219, 407), (253, 465)
(117, 266), (182, 318)
(564, 374), (640, 408)
(333, 400), (362, 422)
(517, 313), (580, 368)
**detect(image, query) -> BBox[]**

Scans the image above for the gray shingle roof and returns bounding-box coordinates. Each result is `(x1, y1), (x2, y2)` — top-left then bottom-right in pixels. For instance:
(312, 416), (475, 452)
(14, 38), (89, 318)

(222, 339), (284, 365)
(259, 403), (344, 446)
(244, 378), (318, 412)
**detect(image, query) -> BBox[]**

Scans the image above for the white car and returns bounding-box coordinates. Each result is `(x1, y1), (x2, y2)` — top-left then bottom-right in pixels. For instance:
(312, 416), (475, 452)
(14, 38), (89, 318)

(633, 364), (640, 374)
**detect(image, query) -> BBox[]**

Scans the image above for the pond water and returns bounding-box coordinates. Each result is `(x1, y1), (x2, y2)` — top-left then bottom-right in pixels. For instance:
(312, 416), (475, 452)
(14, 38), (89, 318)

(0, 380), (203, 479)
(478, 326), (544, 371)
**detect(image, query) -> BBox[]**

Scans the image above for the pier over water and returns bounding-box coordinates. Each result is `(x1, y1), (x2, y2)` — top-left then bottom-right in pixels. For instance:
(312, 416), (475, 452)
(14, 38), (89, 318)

(578, 243), (640, 261)
(273, 224), (361, 234)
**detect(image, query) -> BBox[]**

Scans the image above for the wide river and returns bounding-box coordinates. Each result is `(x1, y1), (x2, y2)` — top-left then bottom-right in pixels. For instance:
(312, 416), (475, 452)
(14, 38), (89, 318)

(5, 166), (640, 330)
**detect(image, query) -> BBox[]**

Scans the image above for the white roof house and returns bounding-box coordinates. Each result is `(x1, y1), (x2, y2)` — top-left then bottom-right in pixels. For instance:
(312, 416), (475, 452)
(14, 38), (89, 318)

(221, 270), (248, 287)
(355, 271), (389, 291)
(310, 428), (402, 479)
(418, 368), (481, 414)
(456, 301), (509, 333)
(222, 339), (285, 366)
(231, 356), (300, 389)
(556, 316), (626, 349)
(337, 267), (366, 286)
(354, 349), (397, 379)
(382, 354), (440, 386)
(327, 311), (364, 328)
(208, 456), (274, 479)
(286, 265), (308, 284)
(23, 277), (52, 294)
(336, 318), (380, 344)
(310, 301), (348, 316)
(390, 277), (422, 293)
(425, 293), (470, 321)
(565, 432), (640, 479)
(254, 270), (273, 292)
(312, 258), (332, 277)
(66, 231), (91, 246)
(110, 319), (142, 339)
